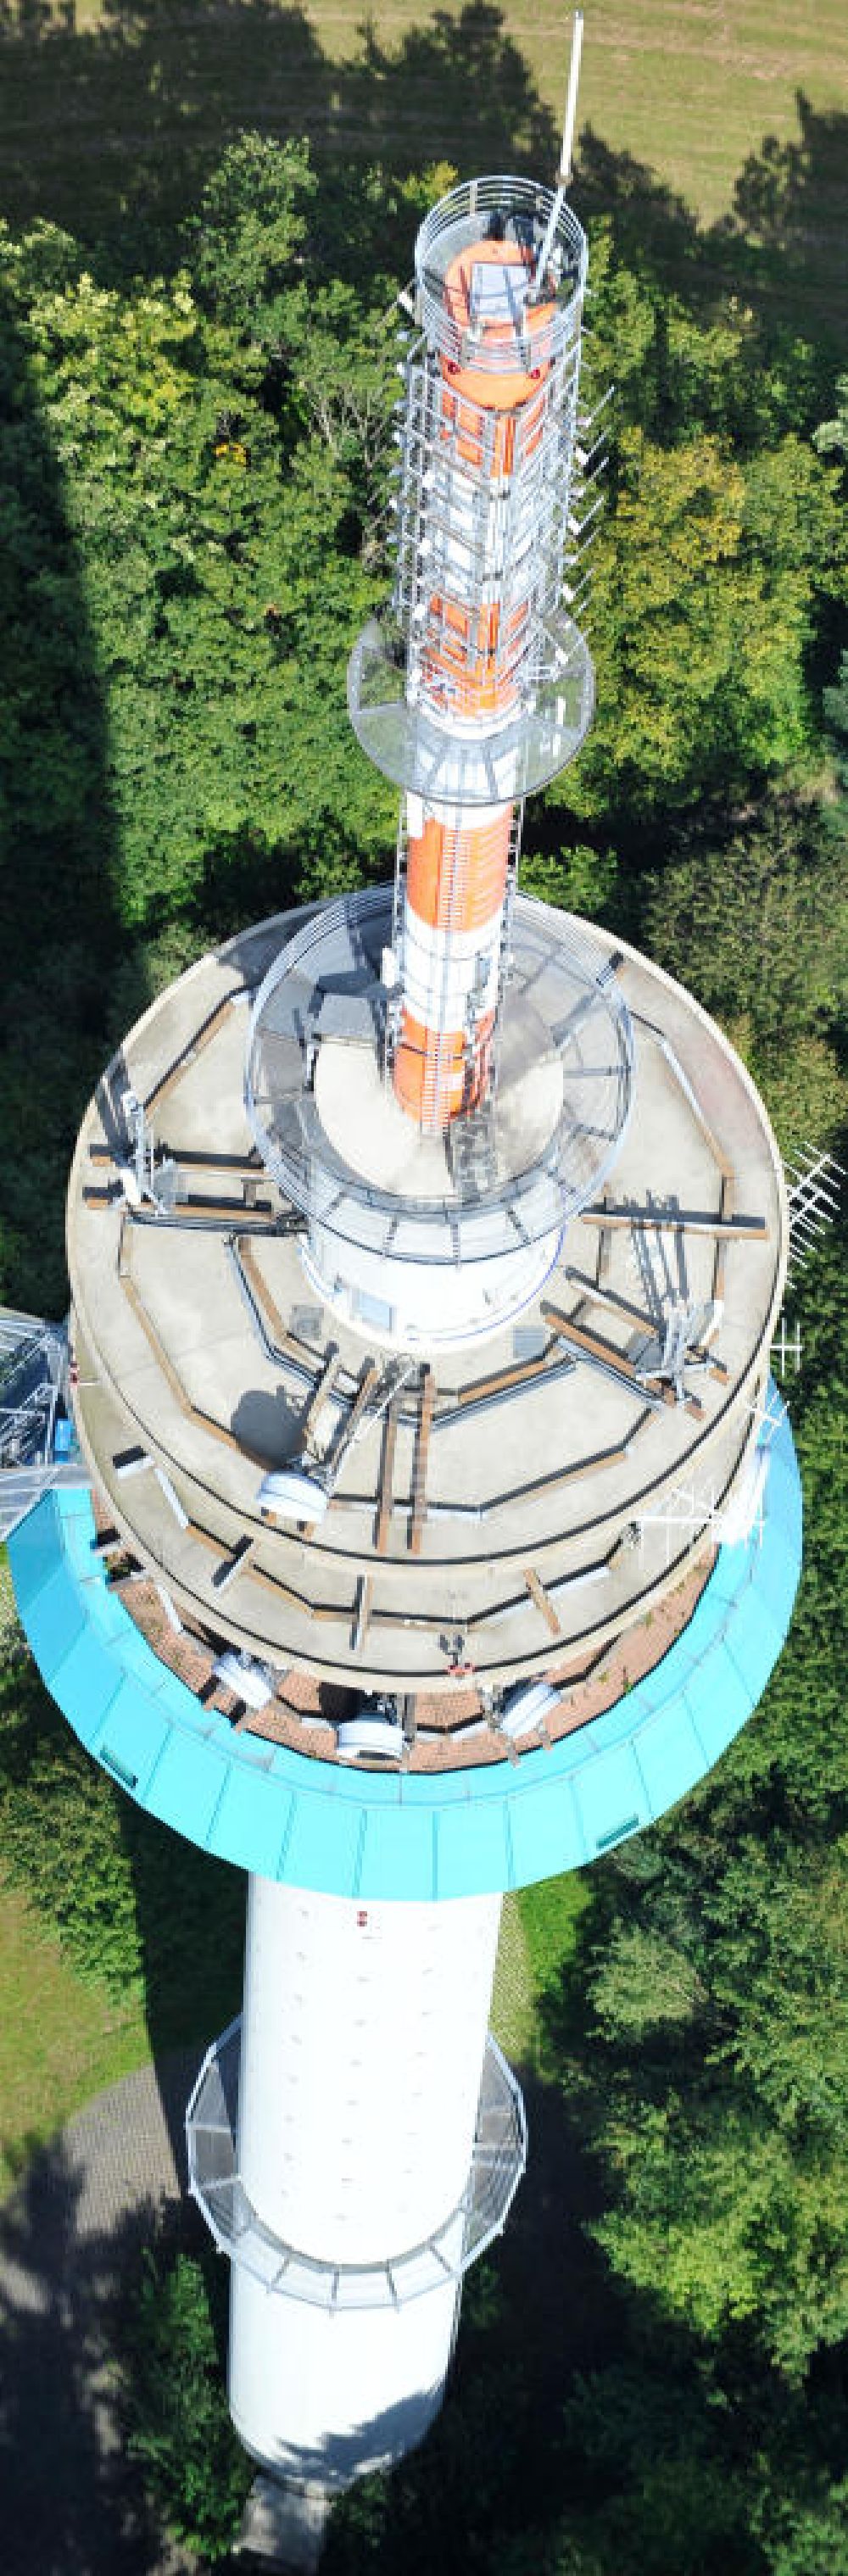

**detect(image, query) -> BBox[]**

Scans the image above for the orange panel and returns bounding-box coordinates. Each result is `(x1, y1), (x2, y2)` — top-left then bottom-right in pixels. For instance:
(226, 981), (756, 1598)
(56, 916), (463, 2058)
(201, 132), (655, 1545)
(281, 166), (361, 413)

(441, 236), (556, 415)
(393, 1010), (496, 1127)
(406, 811), (511, 934)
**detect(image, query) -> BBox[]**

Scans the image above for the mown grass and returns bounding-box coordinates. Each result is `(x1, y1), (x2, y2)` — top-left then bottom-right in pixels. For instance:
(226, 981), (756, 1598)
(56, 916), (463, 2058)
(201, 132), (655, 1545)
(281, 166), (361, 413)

(492, 1871), (590, 2072)
(0, 1826), (583, 2200)
(0, 1873), (149, 2200)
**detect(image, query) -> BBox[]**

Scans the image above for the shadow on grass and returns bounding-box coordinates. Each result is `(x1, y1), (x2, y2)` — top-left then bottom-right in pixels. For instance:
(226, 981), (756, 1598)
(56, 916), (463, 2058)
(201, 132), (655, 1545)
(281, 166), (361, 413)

(0, 2), (845, 339)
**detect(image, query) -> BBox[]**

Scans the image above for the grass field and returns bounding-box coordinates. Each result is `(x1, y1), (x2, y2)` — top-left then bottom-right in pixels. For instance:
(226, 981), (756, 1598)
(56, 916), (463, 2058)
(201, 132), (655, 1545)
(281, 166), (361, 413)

(299, 0), (848, 229)
(0, 0), (845, 329)
(0, 1875), (148, 2200)
(492, 1875), (590, 2070)
(0, 1864), (583, 2197)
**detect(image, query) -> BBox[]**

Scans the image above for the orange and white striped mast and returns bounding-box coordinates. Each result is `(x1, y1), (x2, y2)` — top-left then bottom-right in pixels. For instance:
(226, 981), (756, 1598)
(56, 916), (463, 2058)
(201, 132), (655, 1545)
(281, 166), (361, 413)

(349, 11), (597, 1142)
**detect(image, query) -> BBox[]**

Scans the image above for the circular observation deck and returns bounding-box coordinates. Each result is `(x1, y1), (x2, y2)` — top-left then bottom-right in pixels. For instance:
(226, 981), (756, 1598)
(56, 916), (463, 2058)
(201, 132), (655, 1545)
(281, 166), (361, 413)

(244, 887), (633, 1345)
(64, 900), (789, 1748)
(347, 616), (595, 811)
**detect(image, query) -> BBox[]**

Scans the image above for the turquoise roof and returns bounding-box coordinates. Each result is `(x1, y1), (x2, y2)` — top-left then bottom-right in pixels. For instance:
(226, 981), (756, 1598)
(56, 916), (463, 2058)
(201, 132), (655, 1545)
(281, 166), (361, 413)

(8, 1397), (802, 1899)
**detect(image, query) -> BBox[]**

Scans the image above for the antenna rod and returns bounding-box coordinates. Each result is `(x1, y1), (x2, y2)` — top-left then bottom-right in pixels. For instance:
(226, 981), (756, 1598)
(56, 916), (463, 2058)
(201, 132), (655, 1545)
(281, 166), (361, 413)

(533, 8), (584, 294)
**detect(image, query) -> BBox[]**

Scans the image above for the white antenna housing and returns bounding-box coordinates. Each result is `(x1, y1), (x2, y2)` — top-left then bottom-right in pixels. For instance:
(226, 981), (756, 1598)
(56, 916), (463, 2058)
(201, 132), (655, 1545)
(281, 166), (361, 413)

(533, 8), (584, 292)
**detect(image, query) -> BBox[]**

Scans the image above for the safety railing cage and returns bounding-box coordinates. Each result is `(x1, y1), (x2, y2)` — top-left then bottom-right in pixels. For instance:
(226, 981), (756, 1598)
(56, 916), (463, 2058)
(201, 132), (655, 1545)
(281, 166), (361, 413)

(414, 176), (588, 376)
(187, 2017), (527, 2311)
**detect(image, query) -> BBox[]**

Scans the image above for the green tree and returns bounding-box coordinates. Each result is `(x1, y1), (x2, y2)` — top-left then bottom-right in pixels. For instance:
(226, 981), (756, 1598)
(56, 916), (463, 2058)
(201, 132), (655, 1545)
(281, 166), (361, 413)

(126, 2247), (250, 2560)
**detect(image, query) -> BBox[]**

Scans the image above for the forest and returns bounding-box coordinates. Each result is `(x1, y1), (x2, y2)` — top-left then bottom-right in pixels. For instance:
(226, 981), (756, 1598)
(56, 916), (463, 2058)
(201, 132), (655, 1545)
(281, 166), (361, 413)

(0, 6), (847, 2567)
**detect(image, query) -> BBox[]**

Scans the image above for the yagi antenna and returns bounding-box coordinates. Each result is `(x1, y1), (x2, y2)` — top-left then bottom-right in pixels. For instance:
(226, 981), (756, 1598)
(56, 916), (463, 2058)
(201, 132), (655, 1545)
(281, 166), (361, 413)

(533, 8), (584, 295)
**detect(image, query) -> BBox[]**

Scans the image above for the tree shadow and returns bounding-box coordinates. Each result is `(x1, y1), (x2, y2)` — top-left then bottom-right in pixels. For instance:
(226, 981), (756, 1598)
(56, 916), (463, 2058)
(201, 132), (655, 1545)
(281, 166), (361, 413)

(0, 2128), (192, 2573)
(0, 0), (845, 342)
(712, 90), (848, 337)
(572, 101), (848, 345)
(0, 254), (242, 2506)
(0, 259), (126, 1316)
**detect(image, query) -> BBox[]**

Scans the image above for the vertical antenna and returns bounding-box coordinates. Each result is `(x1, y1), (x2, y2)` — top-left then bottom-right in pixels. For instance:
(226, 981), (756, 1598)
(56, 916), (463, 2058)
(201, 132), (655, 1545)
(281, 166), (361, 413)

(533, 8), (584, 294)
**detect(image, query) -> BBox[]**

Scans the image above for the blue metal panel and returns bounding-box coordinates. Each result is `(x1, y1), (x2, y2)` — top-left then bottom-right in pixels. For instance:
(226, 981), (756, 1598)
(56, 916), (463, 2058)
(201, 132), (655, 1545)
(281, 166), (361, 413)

(7, 1396), (803, 1900)
(507, 1777), (583, 1884)
(434, 1795), (512, 1898)
(571, 1743), (650, 1854)
(204, 1770), (294, 1877)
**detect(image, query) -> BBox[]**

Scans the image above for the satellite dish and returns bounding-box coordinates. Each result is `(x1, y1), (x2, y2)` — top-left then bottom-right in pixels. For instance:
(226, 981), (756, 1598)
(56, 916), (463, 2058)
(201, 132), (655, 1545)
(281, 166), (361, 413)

(258, 1468), (329, 1523)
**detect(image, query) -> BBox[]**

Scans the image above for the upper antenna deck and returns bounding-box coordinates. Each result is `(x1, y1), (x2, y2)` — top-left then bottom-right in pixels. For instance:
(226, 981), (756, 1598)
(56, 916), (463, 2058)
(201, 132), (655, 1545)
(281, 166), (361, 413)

(347, 148), (594, 808)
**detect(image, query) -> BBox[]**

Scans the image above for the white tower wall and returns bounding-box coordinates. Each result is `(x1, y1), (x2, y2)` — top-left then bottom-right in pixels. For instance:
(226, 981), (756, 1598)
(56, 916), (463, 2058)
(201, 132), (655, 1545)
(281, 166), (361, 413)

(229, 2253), (461, 2485)
(302, 1218), (563, 1349)
(227, 1877), (502, 2483)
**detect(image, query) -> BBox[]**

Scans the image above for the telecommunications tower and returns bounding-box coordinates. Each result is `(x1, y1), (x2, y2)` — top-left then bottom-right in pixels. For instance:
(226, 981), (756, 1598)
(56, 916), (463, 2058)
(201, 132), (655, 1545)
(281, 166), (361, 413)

(9, 18), (802, 2565)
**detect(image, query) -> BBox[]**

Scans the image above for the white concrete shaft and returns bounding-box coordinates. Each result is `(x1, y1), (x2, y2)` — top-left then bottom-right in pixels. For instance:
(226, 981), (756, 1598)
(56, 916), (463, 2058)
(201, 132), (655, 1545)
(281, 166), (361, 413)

(228, 1879), (501, 2485)
(303, 1219), (562, 1349)
(228, 2244), (461, 2489)
(236, 1877), (502, 2262)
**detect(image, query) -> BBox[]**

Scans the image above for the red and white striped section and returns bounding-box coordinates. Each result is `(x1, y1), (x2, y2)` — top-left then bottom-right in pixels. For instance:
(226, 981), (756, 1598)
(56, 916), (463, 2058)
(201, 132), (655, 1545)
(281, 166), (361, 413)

(393, 797), (512, 1126)
(393, 233), (556, 1131)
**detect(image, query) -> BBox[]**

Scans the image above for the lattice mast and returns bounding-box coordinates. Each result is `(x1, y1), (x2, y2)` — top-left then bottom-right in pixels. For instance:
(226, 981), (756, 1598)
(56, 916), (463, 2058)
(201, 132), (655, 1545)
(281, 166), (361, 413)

(349, 12), (600, 1134)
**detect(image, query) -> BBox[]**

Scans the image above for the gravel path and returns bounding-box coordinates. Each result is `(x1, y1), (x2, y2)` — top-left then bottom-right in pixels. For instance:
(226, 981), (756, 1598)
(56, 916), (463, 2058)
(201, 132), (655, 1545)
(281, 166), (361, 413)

(0, 2049), (204, 2575)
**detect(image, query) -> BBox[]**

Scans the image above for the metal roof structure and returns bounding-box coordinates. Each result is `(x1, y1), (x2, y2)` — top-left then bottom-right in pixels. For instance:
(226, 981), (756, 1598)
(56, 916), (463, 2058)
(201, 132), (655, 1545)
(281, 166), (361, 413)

(8, 1393), (801, 1899)
(245, 886), (634, 1269)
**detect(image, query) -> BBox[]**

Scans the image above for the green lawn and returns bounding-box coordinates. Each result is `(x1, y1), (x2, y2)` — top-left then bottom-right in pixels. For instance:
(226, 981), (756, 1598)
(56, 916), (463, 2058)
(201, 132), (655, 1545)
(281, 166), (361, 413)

(0, 1844), (584, 2200)
(492, 1872), (590, 2072)
(0, 1873), (148, 2200)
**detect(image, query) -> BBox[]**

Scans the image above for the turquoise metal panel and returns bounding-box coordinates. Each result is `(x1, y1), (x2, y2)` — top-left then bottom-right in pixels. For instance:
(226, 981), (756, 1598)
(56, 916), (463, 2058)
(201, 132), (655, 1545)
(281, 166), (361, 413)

(90, 1680), (173, 1798)
(22, 1563), (86, 1679)
(60, 1510), (107, 1586)
(506, 1777), (583, 1884)
(753, 1531), (802, 1641)
(46, 1627), (126, 1747)
(7, 1500), (60, 1614)
(356, 1801), (437, 1903)
(204, 1770), (294, 1876)
(7, 1394), (803, 1900)
(628, 1696), (710, 1815)
(142, 1729), (231, 1843)
(282, 1789), (365, 1898)
(116, 1626), (176, 1692)
(683, 1638), (755, 1763)
(571, 1743), (650, 1854)
(433, 1795), (512, 1898)
(721, 1586), (784, 1700)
